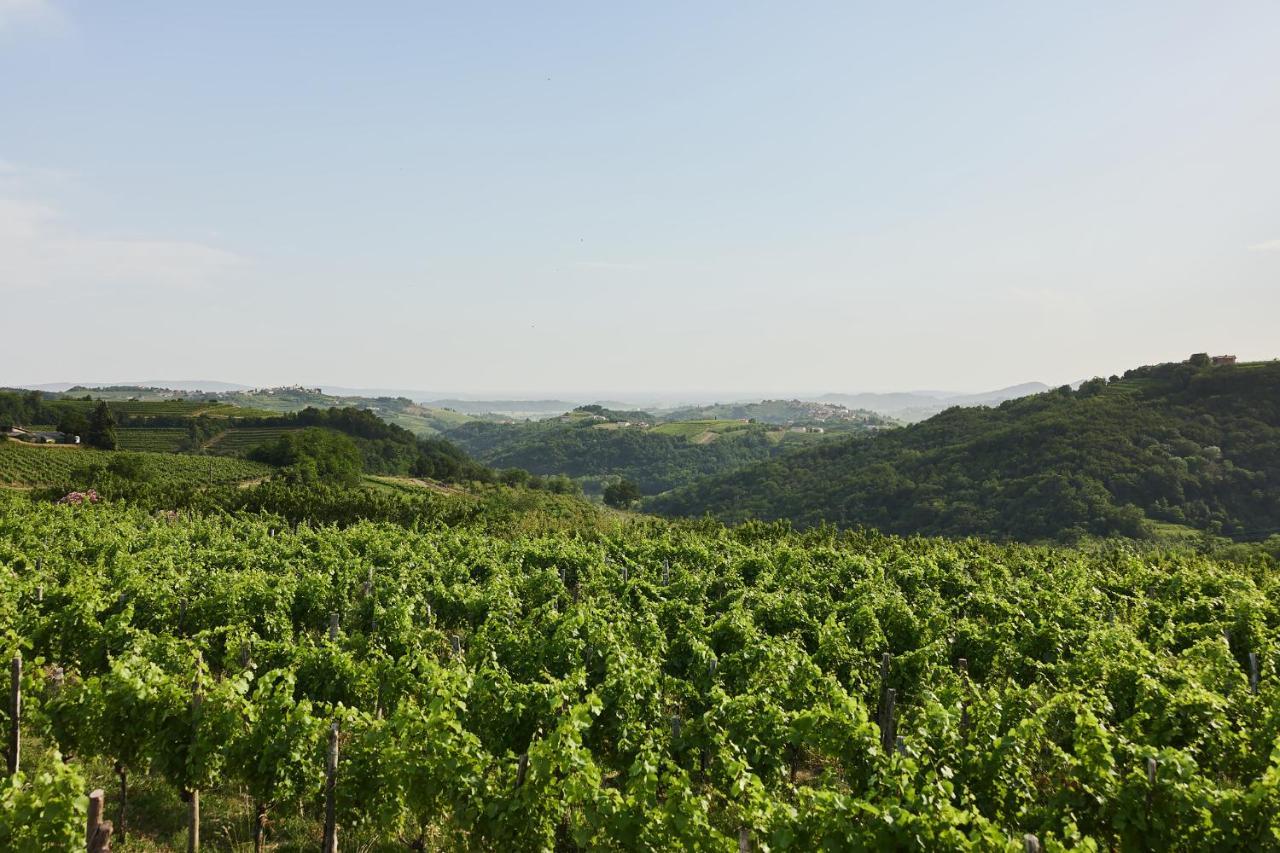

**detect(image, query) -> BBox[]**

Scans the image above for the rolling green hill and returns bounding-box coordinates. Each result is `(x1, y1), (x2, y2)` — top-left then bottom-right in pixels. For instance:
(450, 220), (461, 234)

(447, 405), (879, 496)
(47, 385), (484, 436)
(0, 390), (502, 488)
(660, 398), (895, 430)
(217, 387), (485, 435)
(648, 358), (1280, 542)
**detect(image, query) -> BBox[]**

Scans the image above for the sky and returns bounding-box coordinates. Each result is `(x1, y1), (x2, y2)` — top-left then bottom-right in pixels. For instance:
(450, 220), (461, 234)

(2, 1), (1278, 395)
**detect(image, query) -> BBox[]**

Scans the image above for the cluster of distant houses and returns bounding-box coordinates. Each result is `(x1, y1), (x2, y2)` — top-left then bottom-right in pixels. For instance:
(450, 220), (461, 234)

(3, 427), (80, 445)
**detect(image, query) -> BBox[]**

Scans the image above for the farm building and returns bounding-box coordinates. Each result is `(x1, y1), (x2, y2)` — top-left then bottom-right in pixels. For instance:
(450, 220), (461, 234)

(1211, 354), (1237, 366)
(4, 427), (79, 444)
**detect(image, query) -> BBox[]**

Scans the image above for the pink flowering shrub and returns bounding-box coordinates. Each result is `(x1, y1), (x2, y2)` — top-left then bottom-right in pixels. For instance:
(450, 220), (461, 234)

(57, 489), (101, 505)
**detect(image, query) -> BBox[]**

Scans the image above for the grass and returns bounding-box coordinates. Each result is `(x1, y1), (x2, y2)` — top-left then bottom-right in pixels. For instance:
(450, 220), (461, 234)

(374, 405), (475, 437)
(649, 419), (754, 438)
(1149, 520), (1205, 541)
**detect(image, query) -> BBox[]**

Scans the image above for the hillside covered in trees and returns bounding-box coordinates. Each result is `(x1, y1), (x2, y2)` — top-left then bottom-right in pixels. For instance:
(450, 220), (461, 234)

(648, 358), (1280, 543)
(0, 390), (549, 491)
(446, 406), (877, 497)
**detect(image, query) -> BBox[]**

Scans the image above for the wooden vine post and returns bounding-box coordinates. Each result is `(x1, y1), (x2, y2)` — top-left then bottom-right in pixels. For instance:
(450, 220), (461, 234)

(1146, 756), (1158, 819)
(329, 612), (340, 642)
(958, 657), (970, 737)
(7, 652), (19, 775)
(516, 752), (530, 787)
(1024, 833), (1041, 853)
(738, 826), (752, 851)
(87, 788), (103, 846)
(187, 665), (202, 853)
(253, 800), (267, 853)
(878, 652), (893, 744)
(323, 722), (339, 853)
(1249, 652), (1259, 695)
(115, 759), (129, 845)
(880, 688), (897, 752)
(87, 788), (114, 852)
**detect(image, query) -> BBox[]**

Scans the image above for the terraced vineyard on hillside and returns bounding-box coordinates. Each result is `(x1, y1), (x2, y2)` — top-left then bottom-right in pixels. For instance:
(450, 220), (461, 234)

(0, 440), (271, 487)
(115, 427), (189, 453)
(204, 426), (301, 455)
(54, 399), (228, 417)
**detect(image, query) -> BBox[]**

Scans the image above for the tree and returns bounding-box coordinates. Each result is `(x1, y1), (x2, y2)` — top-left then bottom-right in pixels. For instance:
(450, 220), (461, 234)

(603, 478), (641, 508)
(86, 402), (118, 450)
(57, 410), (91, 439)
(107, 453), (150, 482)
(249, 428), (363, 486)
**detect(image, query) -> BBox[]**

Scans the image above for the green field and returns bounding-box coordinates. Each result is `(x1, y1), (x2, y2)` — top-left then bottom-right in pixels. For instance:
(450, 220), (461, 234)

(0, 440), (271, 487)
(648, 419), (754, 438)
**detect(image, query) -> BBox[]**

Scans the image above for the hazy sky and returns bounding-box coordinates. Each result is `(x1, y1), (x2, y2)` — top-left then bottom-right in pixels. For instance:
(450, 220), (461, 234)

(2, 2), (1278, 394)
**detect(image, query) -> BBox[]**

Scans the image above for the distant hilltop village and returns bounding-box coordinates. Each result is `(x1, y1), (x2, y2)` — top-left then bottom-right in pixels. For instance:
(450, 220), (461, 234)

(245, 385), (326, 396)
(1180, 353), (1238, 368)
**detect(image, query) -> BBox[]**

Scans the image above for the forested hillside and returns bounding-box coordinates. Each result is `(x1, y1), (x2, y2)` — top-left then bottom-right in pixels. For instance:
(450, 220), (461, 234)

(56, 384), (487, 436)
(0, 389), (504, 486)
(447, 407), (865, 496)
(649, 359), (1280, 542)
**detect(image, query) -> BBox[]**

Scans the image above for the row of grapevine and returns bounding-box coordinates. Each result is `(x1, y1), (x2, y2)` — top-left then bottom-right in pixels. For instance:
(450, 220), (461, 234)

(115, 429), (189, 453)
(204, 426), (301, 456)
(3, 494), (1280, 848)
(0, 441), (271, 488)
(53, 400), (226, 418)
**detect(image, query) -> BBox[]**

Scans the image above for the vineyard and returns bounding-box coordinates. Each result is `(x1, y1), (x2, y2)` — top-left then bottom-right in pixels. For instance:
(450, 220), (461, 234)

(53, 400), (232, 418)
(0, 441), (271, 488)
(205, 426), (301, 456)
(116, 428), (189, 453)
(3, 494), (1280, 849)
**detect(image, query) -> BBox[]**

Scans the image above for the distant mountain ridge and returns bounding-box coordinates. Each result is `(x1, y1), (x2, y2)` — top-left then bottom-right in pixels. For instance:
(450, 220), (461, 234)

(11, 379), (1051, 422)
(819, 382), (1051, 422)
(20, 380), (254, 393)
